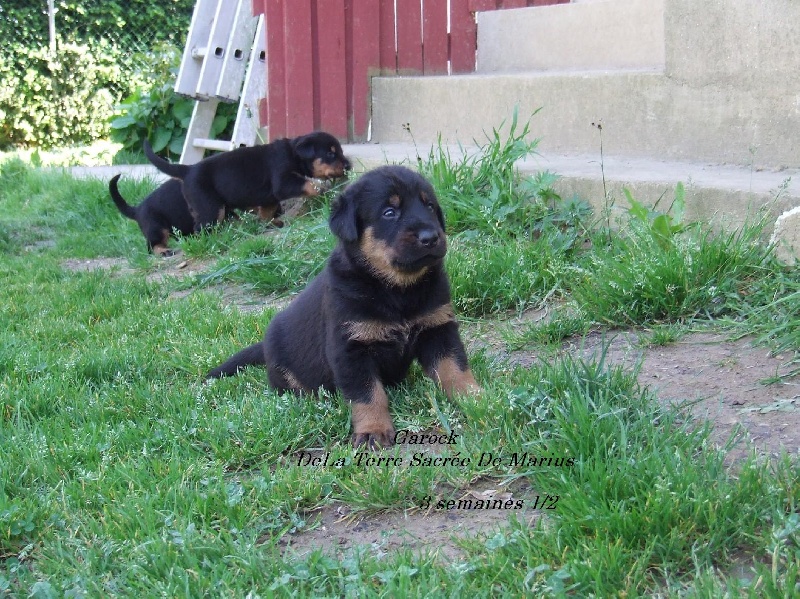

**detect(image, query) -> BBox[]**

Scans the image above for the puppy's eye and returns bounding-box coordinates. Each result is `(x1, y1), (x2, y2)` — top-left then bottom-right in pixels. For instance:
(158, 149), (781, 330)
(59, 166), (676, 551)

(425, 203), (435, 212)
(382, 207), (398, 219)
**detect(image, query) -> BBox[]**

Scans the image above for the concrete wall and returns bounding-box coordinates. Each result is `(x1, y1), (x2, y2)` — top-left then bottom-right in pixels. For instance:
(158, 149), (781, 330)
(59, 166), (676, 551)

(371, 0), (800, 169)
(661, 0), (800, 168)
(477, 0), (665, 73)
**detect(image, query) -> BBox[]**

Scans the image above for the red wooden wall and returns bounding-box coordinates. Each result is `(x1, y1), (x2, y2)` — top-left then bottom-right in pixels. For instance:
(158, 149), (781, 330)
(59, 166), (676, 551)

(251, 0), (569, 142)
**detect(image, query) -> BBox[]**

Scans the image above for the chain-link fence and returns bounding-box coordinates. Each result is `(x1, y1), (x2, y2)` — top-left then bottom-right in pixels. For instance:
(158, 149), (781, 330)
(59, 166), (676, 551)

(33, 1), (193, 95)
(1, 1), (195, 148)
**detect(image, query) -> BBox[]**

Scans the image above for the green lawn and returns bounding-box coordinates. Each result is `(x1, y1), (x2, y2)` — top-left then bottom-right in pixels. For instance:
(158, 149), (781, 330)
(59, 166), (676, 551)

(0, 146), (798, 597)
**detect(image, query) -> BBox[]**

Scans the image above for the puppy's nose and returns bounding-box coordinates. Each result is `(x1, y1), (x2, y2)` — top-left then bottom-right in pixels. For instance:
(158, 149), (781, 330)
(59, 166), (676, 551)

(343, 157), (352, 171)
(417, 228), (440, 248)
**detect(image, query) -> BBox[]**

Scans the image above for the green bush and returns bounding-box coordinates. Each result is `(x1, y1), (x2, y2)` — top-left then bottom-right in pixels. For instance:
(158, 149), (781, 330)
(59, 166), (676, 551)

(0, 41), (122, 149)
(109, 43), (239, 160)
(0, 1), (193, 149)
(0, 1), (193, 51)
(108, 44), (195, 158)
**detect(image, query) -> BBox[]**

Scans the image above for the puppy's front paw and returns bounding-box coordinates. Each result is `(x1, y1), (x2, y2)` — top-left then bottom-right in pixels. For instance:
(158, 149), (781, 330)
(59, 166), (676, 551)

(303, 178), (322, 196)
(350, 389), (395, 450)
(351, 427), (395, 450)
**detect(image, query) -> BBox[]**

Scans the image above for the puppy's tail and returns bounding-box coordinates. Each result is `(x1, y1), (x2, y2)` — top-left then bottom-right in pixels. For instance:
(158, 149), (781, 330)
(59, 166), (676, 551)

(206, 342), (266, 379)
(143, 140), (190, 179)
(108, 174), (138, 220)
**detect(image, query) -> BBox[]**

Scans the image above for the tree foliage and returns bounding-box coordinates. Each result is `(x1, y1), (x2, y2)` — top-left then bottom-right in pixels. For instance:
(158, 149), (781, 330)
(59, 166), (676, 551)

(0, 0), (194, 148)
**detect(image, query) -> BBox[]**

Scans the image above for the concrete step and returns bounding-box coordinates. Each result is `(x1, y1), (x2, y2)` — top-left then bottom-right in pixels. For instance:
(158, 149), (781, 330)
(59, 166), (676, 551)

(350, 143), (799, 263)
(371, 69), (794, 169)
(345, 143), (798, 236)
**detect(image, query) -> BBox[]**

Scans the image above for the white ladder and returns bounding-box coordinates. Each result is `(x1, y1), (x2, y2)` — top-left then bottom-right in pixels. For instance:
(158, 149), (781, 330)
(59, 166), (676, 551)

(174, 0), (267, 164)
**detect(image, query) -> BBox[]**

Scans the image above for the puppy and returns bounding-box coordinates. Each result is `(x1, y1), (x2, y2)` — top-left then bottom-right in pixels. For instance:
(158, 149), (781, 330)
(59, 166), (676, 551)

(143, 132), (350, 231)
(108, 175), (195, 256)
(207, 166), (479, 448)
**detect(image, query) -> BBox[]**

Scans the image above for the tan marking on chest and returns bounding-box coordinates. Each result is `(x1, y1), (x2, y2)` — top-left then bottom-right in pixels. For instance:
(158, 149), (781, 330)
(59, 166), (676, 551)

(343, 303), (455, 343)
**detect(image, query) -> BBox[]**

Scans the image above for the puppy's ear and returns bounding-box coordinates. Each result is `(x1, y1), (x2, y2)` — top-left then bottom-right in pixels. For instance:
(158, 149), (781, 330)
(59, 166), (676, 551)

(329, 189), (359, 242)
(291, 135), (316, 162)
(434, 203), (446, 231)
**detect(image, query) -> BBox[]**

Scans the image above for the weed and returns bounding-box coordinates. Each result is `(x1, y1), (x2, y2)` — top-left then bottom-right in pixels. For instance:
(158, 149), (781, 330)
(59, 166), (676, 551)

(640, 322), (686, 347)
(572, 199), (777, 326)
(503, 310), (592, 350)
(624, 182), (687, 249)
(732, 269), (800, 378)
(415, 108), (592, 241)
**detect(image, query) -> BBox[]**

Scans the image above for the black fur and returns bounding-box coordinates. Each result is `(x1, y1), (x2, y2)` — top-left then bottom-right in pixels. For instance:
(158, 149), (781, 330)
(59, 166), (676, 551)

(143, 132), (350, 231)
(108, 175), (195, 256)
(207, 166), (478, 448)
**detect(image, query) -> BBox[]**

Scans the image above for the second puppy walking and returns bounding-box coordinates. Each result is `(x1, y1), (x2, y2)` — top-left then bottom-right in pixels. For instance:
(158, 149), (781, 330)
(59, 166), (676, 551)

(144, 132), (350, 231)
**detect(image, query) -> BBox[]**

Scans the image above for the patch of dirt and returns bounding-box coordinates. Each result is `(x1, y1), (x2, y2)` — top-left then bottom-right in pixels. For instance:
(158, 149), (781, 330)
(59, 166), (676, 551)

(279, 442), (539, 561)
(280, 330), (797, 561)
(564, 331), (798, 463)
(280, 492), (537, 561)
(62, 256), (135, 275)
(60, 254), (277, 313)
(61, 254), (196, 283)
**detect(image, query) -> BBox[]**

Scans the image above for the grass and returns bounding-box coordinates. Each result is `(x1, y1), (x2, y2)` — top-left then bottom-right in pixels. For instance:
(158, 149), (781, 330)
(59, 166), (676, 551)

(1, 133), (799, 597)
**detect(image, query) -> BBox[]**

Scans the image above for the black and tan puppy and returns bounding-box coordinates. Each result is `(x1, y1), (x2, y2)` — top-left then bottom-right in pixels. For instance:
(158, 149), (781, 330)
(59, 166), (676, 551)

(207, 165), (479, 448)
(108, 174), (195, 256)
(109, 175), (270, 256)
(143, 132), (350, 231)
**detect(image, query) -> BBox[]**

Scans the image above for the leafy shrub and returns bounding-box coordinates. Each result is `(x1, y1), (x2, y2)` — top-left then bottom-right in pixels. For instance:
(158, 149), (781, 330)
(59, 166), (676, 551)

(0, 41), (122, 148)
(108, 44), (194, 158)
(109, 44), (238, 159)
(0, 0), (194, 149)
(0, 1), (193, 50)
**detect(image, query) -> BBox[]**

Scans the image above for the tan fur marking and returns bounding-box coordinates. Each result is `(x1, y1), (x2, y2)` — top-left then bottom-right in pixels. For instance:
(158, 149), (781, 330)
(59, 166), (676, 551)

(303, 179), (321, 197)
(343, 303), (456, 343)
(415, 303), (455, 330)
(344, 320), (397, 343)
(350, 382), (395, 448)
(216, 207), (227, 224)
(279, 367), (307, 392)
(311, 158), (346, 179)
(255, 205), (279, 221)
(360, 228), (429, 288)
(428, 356), (480, 398)
(153, 230), (172, 256)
